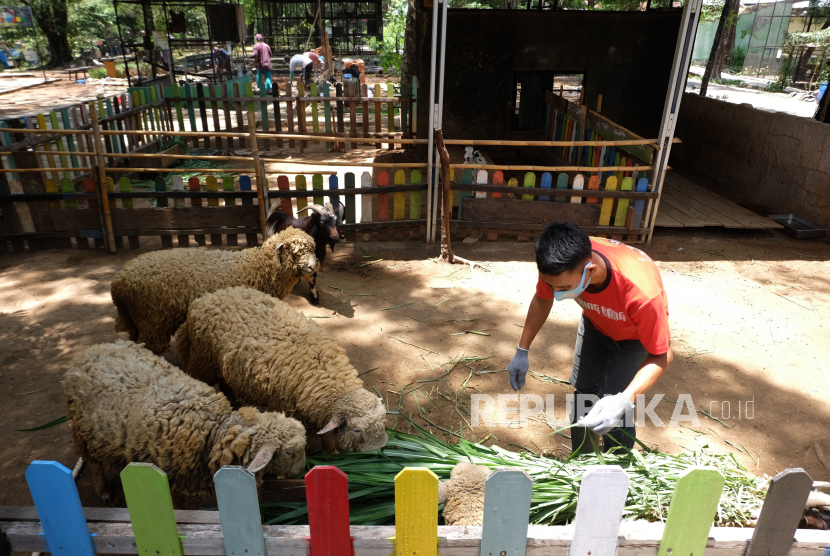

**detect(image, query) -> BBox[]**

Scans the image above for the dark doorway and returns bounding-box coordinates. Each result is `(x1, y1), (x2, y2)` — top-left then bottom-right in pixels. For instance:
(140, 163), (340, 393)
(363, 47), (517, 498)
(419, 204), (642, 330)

(512, 71), (584, 130)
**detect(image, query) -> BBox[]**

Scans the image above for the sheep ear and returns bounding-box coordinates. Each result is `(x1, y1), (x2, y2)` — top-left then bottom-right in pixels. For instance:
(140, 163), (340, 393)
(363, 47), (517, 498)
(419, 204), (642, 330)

(247, 445), (276, 473)
(274, 242), (284, 254)
(317, 418), (340, 434)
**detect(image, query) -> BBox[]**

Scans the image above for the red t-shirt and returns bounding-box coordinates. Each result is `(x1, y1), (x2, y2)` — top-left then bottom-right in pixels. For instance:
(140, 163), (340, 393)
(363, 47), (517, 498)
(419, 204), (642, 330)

(536, 238), (670, 354)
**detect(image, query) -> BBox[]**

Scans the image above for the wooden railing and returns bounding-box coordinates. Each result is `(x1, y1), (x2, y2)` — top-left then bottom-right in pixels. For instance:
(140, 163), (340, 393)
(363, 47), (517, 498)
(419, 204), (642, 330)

(0, 459), (824, 555)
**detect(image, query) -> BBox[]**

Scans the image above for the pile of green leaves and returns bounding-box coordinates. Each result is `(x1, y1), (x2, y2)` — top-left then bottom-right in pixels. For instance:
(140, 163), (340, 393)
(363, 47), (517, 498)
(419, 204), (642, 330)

(260, 424), (768, 527)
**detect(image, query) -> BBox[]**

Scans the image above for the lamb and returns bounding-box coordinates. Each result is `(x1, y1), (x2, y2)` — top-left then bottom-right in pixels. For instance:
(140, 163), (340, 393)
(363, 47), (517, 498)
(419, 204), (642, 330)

(111, 227), (318, 355)
(265, 203), (341, 305)
(174, 286), (388, 453)
(437, 462), (491, 526)
(63, 340), (307, 501)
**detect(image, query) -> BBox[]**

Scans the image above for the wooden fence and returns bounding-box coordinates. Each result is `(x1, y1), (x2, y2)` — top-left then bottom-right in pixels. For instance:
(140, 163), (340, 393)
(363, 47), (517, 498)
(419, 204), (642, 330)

(0, 460), (825, 555)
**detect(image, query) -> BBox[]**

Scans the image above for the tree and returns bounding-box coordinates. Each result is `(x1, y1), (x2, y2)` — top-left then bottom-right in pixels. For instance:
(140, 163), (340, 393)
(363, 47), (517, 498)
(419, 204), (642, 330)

(20, 0), (73, 66)
(401, 0), (418, 85)
(712, 0), (740, 76)
(699, 0), (740, 97)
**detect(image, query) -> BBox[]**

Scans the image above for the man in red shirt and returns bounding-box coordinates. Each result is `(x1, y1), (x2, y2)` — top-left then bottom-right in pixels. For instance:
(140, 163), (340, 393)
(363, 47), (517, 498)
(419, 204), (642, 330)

(509, 222), (672, 453)
(252, 34), (273, 94)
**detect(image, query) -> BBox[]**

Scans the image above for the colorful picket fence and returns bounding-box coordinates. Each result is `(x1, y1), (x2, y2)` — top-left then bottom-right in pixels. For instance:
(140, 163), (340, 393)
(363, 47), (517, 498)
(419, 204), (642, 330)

(0, 461), (825, 555)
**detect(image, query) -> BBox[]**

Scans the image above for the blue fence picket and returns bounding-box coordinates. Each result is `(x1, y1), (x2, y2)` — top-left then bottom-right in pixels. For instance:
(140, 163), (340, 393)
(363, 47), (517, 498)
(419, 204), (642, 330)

(539, 172), (551, 202)
(633, 177), (648, 230)
(25, 461), (96, 556)
(214, 467), (267, 556)
(329, 175), (340, 210)
(480, 470), (533, 556)
(345, 172), (355, 223)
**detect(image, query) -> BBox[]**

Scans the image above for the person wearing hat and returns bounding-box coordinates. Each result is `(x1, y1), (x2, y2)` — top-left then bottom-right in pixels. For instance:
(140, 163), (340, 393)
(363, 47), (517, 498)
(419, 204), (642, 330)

(252, 34), (272, 94)
(285, 51), (323, 88)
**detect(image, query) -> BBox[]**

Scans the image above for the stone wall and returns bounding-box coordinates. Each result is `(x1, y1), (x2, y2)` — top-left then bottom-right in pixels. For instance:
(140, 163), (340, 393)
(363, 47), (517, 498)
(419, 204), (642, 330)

(670, 93), (830, 229)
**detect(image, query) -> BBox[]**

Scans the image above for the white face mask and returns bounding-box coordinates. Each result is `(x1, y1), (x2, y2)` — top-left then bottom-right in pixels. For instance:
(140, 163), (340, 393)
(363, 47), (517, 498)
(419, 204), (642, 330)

(553, 262), (592, 302)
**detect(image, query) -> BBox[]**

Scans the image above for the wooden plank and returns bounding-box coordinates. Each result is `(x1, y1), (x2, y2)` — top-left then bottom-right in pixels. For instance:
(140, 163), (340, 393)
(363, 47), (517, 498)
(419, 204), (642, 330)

(24, 461), (95, 556)
(462, 199), (601, 227)
(612, 176), (634, 240)
(350, 90), (357, 149)
(184, 84), (197, 136)
(586, 175), (600, 204)
(285, 82), (295, 149)
(458, 169), (473, 220)
(51, 206), (260, 232)
(277, 175), (292, 216)
(659, 182), (745, 228)
(260, 85), (270, 150)
(395, 468), (438, 556)
(312, 174), (324, 205)
(374, 84), (382, 149)
(206, 176), (221, 245)
(400, 82), (409, 139)
(48, 111), (70, 180)
(60, 177), (77, 209)
(214, 467), (267, 556)
(522, 172), (535, 201)
(239, 175), (255, 245)
(323, 82), (331, 151)
(654, 210), (684, 228)
(662, 173), (777, 228)
(361, 84), (370, 144)
(475, 169), (488, 199)
(409, 169), (422, 239)
(273, 83), (283, 149)
(296, 175), (308, 213)
(394, 169), (406, 220)
(233, 82), (246, 149)
(539, 172), (551, 202)
(335, 83), (344, 153)
(297, 81), (307, 150)
(310, 83), (320, 144)
(632, 177), (648, 229)
(360, 172), (372, 224)
(189, 177), (205, 246)
(171, 175), (189, 247)
(222, 83), (234, 149)
(329, 175), (340, 213)
(569, 466), (629, 556)
(377, 170), (389, 240)
(306, 466), (351, 556)
(656, 201), (710, 227)
(120, 177), (140, 249)
(656, 468), (724, 556)
(120, 463), (183, 556)
(746, 468), (813, 556)
(345, 172), (356, 225)
(570, 174), (584, 205)
(0, 179), (25, 253)
(386, 81), (394, 150)
(555, 172), (568, 203)
(480, 470), (532, 556)
(197, 84), (210, 148)
(155, 177), (173, 248)
(223, 176), (236, 207)
(598, 176), (618, 237)
(659, 192), (721, 226)
(209, 84), (222, 148)
(487, 171), (503, 241)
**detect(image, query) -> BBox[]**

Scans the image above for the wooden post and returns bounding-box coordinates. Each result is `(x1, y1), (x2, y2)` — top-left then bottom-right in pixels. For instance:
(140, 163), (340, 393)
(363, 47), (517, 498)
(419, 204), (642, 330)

(306, 467), (351, 556)
(247, 110), (268, 239)
(747, 468), (813, 556)
(214, 467), (267, 556)
(597, 94), (603, 113)
(480, 470), (533, 556)
(569, 466), (628, 556)
(395, 468), (438, 556)
(90, 103), (116, 253)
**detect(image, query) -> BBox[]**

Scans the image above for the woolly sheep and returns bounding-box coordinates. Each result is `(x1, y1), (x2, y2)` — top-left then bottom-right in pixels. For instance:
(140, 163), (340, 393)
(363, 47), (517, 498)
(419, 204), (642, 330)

(437, 462), (491, 526)
(64, 340), (307, 501)
(174, 286), (388, 453)
(111, 228), (318, 355)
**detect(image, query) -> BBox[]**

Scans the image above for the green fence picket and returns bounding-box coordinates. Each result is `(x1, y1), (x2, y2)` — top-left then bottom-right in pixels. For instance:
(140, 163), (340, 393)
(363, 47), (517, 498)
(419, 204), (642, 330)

(657, 467), (725, 556)
(121, 463), (184, 556)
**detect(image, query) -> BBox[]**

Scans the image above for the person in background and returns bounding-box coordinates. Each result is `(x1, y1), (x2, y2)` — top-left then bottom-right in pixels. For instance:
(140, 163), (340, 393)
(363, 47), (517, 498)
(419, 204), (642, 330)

(285, 51), (323, 88)
(213, 44), (231, 77)
(0, 42), (10, 70)
(252, 34), (272, 94)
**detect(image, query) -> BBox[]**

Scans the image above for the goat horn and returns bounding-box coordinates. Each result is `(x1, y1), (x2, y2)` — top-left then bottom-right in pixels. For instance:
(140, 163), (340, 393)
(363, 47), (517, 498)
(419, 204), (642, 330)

(297, 204), (329, 216)
(806, 490), (830, 508)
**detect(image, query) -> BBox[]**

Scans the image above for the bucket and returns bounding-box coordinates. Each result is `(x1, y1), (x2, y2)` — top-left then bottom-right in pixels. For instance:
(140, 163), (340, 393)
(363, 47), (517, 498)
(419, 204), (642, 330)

(102, 59), (118, 78)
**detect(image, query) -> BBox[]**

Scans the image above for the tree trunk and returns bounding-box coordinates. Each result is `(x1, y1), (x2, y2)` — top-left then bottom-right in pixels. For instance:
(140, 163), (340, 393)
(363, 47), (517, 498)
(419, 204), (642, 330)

(401, 0), (419, 86)
(699, 0), (739, 97)
(713, 0), (740, 76)
(23, 0), (73, 67)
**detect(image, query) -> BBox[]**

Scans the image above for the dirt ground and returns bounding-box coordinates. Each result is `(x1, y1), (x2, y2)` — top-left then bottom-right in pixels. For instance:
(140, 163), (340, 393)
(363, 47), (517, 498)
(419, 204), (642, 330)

(1, 226), (829, 508)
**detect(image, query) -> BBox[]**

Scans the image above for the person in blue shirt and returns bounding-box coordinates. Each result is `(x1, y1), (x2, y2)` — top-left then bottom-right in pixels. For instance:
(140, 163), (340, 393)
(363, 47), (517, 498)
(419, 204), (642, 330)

(213, 45), (231, 77)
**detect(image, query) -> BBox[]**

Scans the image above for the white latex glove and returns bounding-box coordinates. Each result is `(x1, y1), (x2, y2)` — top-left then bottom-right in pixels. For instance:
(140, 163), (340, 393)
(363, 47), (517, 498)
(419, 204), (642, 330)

(577, 393), (634, 435)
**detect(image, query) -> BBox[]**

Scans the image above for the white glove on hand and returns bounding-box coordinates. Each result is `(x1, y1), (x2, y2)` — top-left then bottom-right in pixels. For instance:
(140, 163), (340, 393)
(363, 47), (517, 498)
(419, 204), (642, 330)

(577, 393), (634, 435)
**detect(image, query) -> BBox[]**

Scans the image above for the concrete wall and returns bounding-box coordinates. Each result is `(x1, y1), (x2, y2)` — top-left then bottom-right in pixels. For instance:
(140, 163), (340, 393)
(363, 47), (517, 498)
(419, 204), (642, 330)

(670, 92), (830, 229)
(417, 9), (682, 140)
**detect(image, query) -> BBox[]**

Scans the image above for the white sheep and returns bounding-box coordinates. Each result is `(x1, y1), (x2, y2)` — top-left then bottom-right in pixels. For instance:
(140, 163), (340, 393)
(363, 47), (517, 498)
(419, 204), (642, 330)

(173, 286), (388, 453)
(437, 462), (491, 526)
(111, 227), (318, 355)
(64, 340), (307, 501)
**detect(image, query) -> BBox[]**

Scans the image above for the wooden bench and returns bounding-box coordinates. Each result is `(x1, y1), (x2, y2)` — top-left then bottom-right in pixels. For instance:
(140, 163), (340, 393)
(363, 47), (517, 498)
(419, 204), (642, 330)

(64, 66), (92, 80)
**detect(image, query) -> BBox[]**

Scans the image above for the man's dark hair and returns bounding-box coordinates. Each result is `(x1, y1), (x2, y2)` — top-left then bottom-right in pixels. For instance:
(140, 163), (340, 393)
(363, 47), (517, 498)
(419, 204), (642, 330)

(535, 222), (592, 276)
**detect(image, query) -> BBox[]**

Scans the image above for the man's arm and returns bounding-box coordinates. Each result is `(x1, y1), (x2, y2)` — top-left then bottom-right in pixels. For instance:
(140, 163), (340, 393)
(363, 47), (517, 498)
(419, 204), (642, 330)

(518, 294), (553, 350)
(622, 348), (673, 402)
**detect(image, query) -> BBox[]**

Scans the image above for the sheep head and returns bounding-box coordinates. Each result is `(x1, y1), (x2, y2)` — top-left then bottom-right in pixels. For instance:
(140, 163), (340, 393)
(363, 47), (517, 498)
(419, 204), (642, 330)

(263, 228), (319, 277)
(235, 407), (307, 478)
(317, 389), (388, 452)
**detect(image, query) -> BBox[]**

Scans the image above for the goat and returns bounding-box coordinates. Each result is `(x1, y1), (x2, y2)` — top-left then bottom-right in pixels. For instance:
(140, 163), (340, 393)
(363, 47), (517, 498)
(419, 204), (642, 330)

(266, 203), (340, 305)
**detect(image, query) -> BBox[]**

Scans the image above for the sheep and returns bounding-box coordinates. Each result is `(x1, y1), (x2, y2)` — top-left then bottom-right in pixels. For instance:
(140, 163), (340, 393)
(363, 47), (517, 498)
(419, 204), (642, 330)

(750, 481), (830, 530)
(437, 462), (491, 526)
(111, 227), (318, 355)
(265, 203), (340, 305)
(173, 286), (388, 454)
(63, 340), (307, 502)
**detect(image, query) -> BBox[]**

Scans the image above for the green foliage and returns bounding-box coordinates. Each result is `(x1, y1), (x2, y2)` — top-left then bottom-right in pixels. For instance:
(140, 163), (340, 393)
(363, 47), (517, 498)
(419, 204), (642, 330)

(88, 66), (107, 78)
(729, 46), (746, 73)
(711, 77), (742, 86)
(372, 0), (406, 74)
